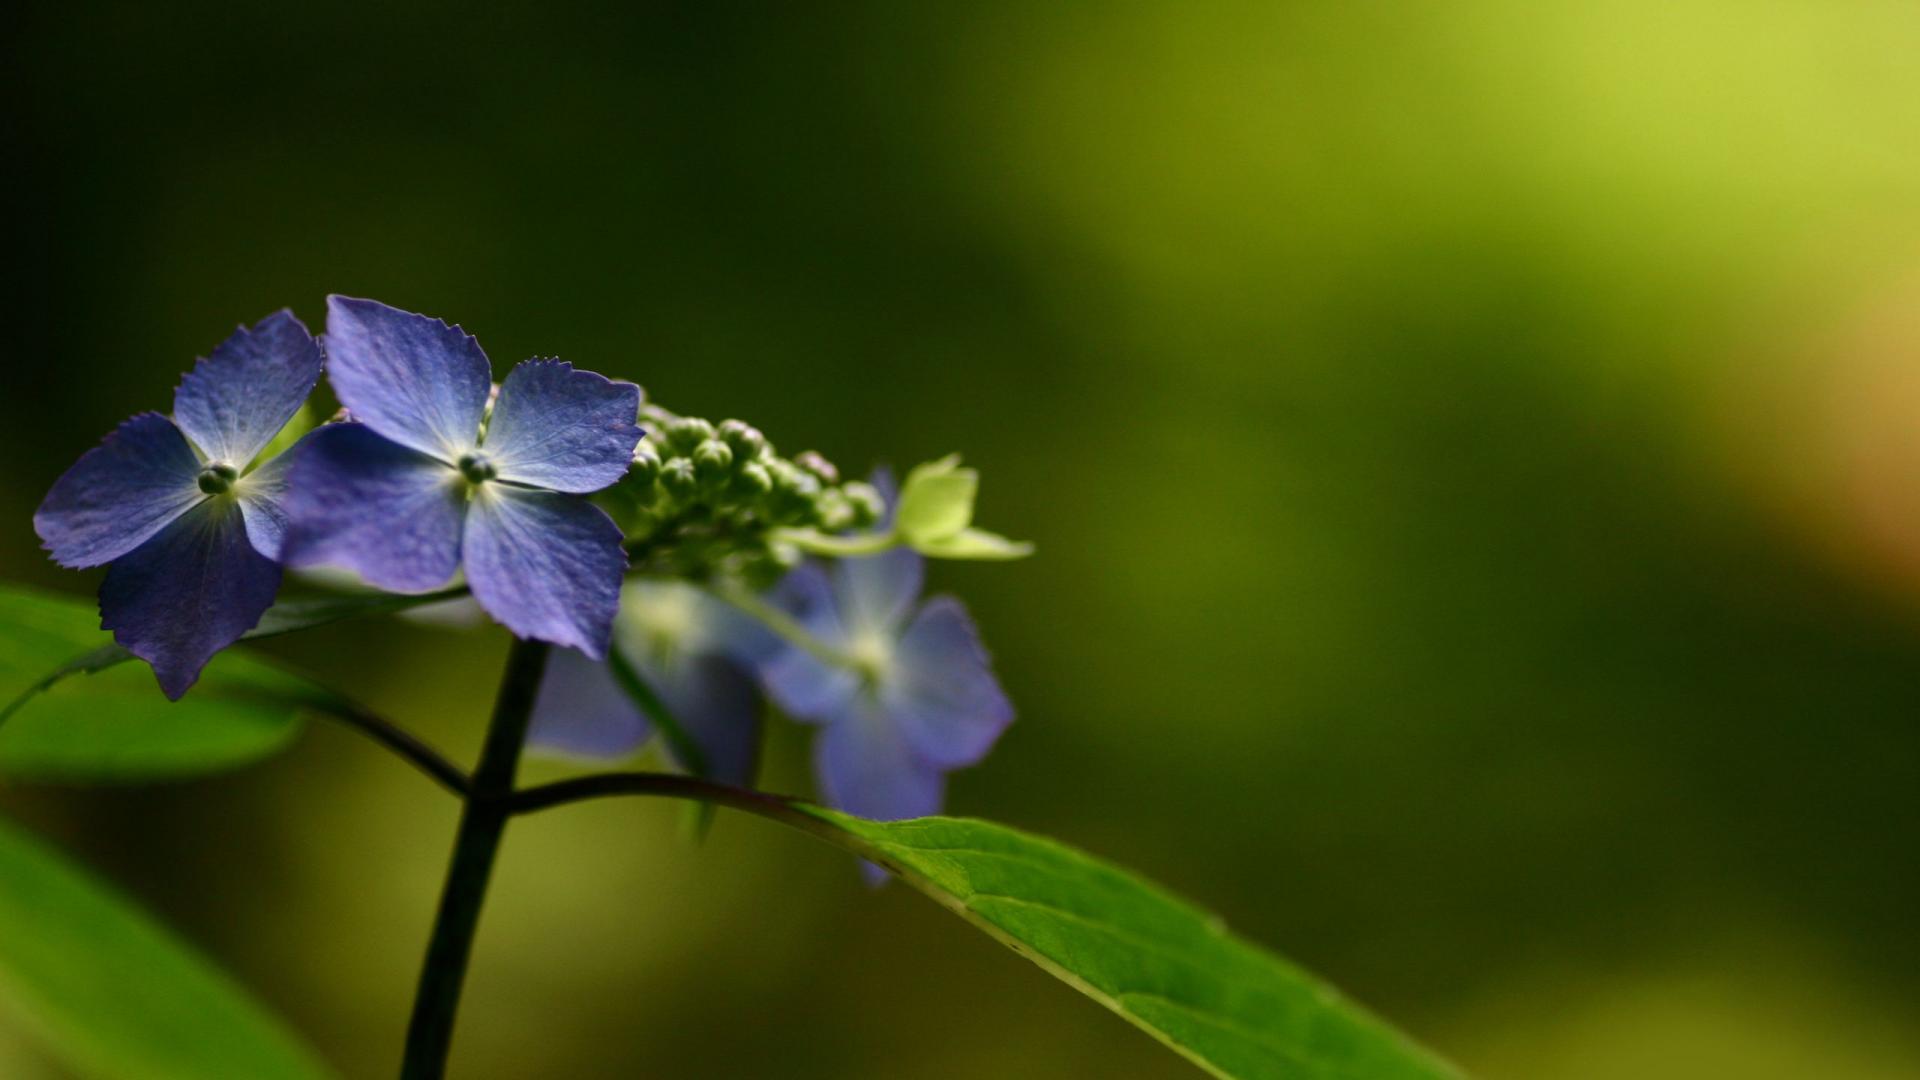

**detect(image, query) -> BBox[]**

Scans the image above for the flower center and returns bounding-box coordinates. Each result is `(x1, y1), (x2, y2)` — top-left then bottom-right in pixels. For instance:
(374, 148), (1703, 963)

(848, 631), (893, 682)
(457, 453), (497, 485)
(196, 461), (239, 495)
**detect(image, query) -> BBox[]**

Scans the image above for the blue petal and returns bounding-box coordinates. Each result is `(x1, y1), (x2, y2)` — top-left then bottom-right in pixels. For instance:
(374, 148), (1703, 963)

(100, 498), (282, 700)
(648, 653), (764, 784)
(527, 646), (651, 760)
(834, 547), (922, 634)
(813, 701), (946, 821)
(885, 596), (1013, 769)
(281, 424), (466, 592)
(323, 296), (491, 461)
(758, 565), (860, 721)
(172, 310), (323, 467)
(483, 360), (642, 493)
(650, 580), (782, 666)
(35, 413), (204, 569)
(463, 487), (626, 658)
(231, 440), (303, 561)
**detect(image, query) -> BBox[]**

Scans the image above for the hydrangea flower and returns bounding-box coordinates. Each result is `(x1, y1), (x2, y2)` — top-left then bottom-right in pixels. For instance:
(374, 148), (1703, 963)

(528, 579), (775, 783)
(761, 547), (1012, 822)
(283, 297), (641, 657)
(33, 311), (323, 698)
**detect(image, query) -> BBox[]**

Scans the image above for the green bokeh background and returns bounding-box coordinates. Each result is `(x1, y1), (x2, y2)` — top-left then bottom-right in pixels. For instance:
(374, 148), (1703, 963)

(9, 2), (1920, 1077)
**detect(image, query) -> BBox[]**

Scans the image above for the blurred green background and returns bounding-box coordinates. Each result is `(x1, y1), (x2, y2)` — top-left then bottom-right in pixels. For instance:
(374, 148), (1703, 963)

(8, 1), (1920, 1076)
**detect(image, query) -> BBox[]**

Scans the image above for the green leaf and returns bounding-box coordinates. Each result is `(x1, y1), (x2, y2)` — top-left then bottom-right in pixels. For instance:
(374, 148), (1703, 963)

(0, 585), (311, 781)
(911, 527), (1035, 561)
(796, 809), (1462, 1080)
(894, 454), (978, 544)
(0, 815), (333, 1079)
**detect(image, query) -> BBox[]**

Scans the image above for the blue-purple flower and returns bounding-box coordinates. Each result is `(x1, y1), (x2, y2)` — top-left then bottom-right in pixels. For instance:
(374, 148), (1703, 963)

(283, 297), (641, 657)
(761, 548), (1013, 822)
(528, 580), (775, 783)
(34, 311), (323, 699)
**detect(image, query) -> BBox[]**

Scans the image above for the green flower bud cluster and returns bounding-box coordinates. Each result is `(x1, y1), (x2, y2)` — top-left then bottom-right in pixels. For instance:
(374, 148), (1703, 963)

(601, 402), (884, 587)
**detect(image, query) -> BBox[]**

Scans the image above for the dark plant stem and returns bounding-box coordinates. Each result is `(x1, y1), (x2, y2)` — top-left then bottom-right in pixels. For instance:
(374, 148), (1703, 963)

(400, 638), (550, 1080)
(305, 692), (471, 797)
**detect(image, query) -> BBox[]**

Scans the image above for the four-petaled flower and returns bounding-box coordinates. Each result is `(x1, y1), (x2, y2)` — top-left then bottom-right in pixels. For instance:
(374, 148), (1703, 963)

(761, 547), (1013, 822)
(34, 311), (323, 698)
(529, 579), (775, 784)
(284, 297), (642, 657)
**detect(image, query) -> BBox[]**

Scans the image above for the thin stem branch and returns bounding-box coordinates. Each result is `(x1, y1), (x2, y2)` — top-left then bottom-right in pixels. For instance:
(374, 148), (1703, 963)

(502, 772), (893, 877)
(770, 526), (899, 558)
(506, 772), (801, 820)
(301, 693), (471, 797)
(401, 638), (550, 1080)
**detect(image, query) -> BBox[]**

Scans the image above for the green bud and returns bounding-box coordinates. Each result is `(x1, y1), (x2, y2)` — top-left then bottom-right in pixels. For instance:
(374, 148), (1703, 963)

(733, 461), (774, 496)
(665, 416), (716, 453)
(741, 541), (804, 590)
(841, 481), (885, 529)
(794, 450), (839, 485)
(628, 443), (661, 486)
(764, 460), (822, 525)
(717, 419), (769, 462)
(814, 489), (855, 532)
(894, 454), (975, 544)
(659, 457), (699, 498)
(692, 439), (734, 485)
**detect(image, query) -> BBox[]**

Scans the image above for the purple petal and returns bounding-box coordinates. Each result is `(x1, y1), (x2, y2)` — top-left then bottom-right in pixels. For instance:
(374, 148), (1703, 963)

(100, 498), (282, 700)
(833, 548), (922, 634)
(528, 646), (651, 760)
(651, 654), (763, 784)
(231, 441), (302, 561)
(483, 360), (642, 493)
(463, 487), (625, 658)
(885, 596), (1013, 769)
(281, 423), (465, 592)
(323, 296), (491, 461)
(814, 701), (946, 821)
(35, 413), (203, 569)
(172, 310), (322, 467)
(758, 565), (860, 721)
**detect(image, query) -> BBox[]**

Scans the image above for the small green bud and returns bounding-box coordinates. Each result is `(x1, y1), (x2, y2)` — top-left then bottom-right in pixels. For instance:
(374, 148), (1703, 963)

(628, 443), (661, 486)
(733, 461), (774, 496)
(736, 541), (803, 590)
(841, 481), (885, 529)
(196, 461), (239, 495)
(665, 416), (716, 453)
(717, 419), (769, 462)
(692, 439), (734, 485)
(764, 460), (822, 525)
(814, 489), (855, 532)
(794, 450), (839, 485)
(659, 457), (699, 498)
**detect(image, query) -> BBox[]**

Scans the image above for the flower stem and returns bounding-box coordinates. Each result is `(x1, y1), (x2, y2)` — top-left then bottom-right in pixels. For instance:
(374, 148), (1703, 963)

(400, 637), (550, 1080)
(709, 583), (862, 671)
(770, 526), (898, 558)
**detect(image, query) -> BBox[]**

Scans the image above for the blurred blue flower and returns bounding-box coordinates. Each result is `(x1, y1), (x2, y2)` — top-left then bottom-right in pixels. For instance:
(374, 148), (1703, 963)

(761, 547), (1012, 823)
(34, 311), (322, 698)
(283, 296), (641, 658)
(528, 579), (775, 783)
